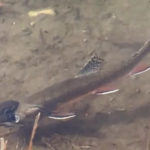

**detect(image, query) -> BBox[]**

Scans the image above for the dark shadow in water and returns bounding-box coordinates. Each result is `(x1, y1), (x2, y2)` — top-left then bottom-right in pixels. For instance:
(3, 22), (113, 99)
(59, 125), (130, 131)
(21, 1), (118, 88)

(15, 101), (150, 146)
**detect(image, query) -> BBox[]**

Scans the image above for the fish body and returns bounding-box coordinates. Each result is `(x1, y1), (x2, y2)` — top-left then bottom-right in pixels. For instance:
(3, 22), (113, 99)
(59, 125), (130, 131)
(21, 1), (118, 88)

(0, 40), (150, 125)
(19, 40), (150, 120)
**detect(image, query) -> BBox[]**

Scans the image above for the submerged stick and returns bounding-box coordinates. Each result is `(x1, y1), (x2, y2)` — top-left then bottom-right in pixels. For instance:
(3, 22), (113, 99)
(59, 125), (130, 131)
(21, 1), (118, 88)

(28, 112), (40, 150)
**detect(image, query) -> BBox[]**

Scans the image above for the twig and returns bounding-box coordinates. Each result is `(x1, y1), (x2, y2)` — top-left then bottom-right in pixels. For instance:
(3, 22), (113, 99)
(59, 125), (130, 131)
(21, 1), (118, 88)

(28, 112), (41, 150)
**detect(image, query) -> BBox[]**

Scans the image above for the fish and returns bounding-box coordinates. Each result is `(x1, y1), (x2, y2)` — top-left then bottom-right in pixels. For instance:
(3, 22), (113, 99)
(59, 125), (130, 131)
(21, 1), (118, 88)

(18, 40), (150, 120)
(1, 40), (150, 125)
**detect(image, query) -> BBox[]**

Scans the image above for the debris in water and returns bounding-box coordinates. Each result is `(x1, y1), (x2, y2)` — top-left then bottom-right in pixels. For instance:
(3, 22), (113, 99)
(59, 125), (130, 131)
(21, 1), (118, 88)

(28, 8), (55, 17)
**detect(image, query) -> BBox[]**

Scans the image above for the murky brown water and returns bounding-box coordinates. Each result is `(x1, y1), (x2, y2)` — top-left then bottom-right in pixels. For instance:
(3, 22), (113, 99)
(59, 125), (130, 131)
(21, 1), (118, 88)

(1, 0), (150, 149)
